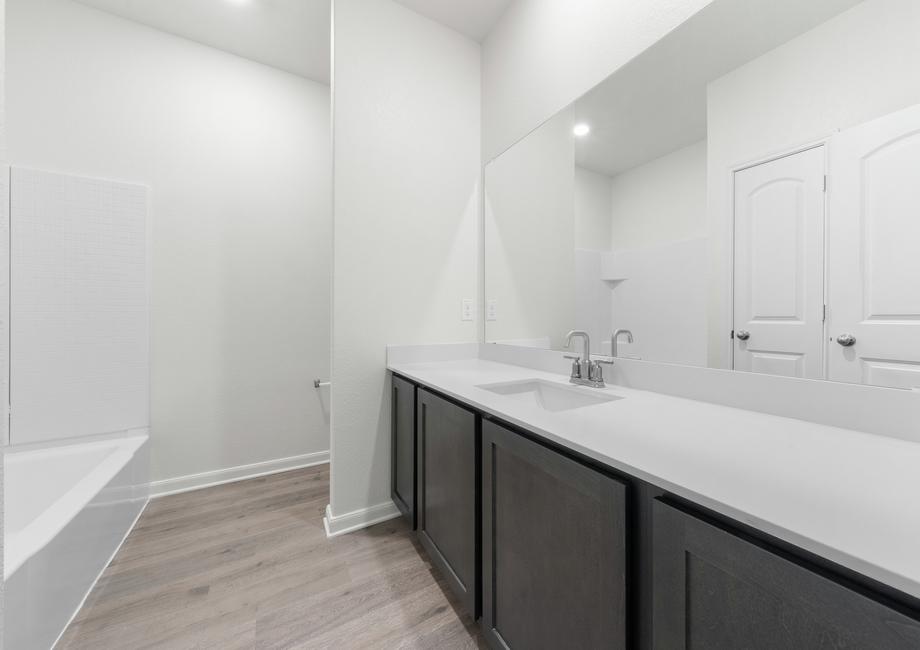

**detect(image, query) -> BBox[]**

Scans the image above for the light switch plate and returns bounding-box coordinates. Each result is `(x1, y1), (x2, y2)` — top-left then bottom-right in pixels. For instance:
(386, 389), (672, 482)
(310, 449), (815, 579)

(461, 299), (475, 321)
(487, 300), (498, 321)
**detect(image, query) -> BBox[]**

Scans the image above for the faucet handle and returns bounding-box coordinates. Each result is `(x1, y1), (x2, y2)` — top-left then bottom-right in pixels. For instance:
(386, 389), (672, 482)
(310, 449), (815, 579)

(563, 354), (582, 379)
(587, 360), (601, 382)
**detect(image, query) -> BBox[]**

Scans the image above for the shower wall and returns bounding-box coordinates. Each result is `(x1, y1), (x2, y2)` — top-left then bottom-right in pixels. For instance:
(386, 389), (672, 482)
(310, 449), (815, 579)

(10, 168), (149, 446)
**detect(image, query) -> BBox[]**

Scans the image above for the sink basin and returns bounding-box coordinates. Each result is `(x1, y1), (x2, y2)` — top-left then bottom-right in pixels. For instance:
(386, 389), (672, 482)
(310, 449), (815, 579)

(477, 379), (622, 412)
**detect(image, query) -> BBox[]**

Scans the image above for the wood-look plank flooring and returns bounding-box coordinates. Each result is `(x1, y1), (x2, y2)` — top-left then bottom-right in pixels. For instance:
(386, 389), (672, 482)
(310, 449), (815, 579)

(58, 466), (487, 649)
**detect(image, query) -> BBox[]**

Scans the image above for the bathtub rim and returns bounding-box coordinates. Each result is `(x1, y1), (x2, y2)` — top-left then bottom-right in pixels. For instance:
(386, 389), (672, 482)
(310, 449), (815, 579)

(3, 428), (149, 580)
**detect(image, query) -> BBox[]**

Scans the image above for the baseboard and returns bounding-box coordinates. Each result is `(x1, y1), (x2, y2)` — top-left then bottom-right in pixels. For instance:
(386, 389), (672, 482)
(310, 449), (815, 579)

(323, 501), (402, 538)
(149, 450), (329, 498)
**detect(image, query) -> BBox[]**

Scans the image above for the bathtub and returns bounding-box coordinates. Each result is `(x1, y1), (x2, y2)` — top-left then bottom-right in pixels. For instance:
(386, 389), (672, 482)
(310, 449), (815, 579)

(4, 431), (150, 650)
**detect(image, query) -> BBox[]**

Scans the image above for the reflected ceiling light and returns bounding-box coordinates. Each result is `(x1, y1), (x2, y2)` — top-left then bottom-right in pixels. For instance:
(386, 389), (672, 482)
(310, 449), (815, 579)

(573, 123), (591, 137)
(226, 0), (252, 5)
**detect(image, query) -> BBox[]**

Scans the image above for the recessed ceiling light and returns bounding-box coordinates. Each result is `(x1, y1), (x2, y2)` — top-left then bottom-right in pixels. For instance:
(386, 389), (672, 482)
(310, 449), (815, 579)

(573, 123), (591, 137)
(226, 0), (252, 5)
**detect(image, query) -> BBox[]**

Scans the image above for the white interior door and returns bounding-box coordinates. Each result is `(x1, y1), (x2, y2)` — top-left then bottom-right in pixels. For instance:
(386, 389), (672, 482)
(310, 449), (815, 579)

(827, 103), (920, 389)
(733, 146), (825, 379)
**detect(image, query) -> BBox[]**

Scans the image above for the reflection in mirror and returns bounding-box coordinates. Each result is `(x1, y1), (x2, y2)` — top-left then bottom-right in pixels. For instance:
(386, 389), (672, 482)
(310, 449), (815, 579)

(484, 0), (920, 390)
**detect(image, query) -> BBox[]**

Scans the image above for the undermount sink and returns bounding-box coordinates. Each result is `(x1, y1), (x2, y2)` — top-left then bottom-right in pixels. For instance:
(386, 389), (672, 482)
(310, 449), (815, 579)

(477, 379), (622, 412)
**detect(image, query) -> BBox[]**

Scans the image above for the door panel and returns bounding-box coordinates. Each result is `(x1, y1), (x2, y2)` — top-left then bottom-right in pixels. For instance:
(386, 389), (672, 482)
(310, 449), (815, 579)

(860, 359), (920, 390)
(481, 420), (627, 650)
(828, 103), (920, 388)
(748, 180), (804, 320)
(733, 147), (825, 379)
(862, 134), (920, 318)
(749, 351), (804, 378)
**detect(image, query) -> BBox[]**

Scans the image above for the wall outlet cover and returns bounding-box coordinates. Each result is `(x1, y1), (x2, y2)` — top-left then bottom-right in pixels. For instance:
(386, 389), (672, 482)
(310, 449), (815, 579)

(461, 299), (475, 321)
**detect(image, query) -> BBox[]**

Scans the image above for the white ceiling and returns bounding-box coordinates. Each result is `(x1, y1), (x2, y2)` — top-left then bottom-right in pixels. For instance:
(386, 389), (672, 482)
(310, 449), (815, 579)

(573, 0), (864, 177)
(74, 0), (332, 83)
(72, 0), (511, 84)
(393, 0), (514, 41)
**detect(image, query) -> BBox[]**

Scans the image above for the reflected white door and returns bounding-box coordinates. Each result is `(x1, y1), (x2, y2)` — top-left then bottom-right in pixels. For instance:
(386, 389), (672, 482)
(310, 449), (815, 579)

(827, 104), (920, 389)
(733, 146), (826, 378)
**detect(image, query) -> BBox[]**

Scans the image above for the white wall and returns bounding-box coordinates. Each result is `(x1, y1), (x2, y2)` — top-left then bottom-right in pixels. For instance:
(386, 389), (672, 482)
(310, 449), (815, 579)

(610, 140), (707, 251)
(481, 0), (713, 161)
(706, 0), (920, 368)
(574, 249), (612, 355)
(604, 238), (708, 365)
(573, 167), (614, 353)
(601, 140), (709, 364)
(0, 0), (6, 632)
(330, 0), (480, 522)
(484, 109), (574, 350)
(574, 166), (613, 250)
(7, 0), (332, 485)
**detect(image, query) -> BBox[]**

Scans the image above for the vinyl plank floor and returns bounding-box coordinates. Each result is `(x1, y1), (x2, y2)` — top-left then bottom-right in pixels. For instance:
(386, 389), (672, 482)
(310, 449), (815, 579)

(57, 465), (486, 649)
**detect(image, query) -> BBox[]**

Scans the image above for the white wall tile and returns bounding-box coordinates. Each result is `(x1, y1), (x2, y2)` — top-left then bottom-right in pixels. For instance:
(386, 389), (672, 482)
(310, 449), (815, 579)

(11, 168), (148, 445)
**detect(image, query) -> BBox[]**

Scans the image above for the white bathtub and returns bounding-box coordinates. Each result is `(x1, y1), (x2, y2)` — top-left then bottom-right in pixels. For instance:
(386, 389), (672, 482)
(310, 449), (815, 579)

(4, 431), (150, 649)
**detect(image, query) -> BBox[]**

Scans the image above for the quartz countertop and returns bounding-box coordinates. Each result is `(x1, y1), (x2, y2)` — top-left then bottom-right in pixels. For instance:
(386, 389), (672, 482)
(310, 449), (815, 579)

(388, 357), (920, 600)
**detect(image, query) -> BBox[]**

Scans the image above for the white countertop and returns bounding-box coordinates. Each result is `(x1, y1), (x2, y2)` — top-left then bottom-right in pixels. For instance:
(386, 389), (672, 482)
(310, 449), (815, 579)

(388, 357), (920, 600)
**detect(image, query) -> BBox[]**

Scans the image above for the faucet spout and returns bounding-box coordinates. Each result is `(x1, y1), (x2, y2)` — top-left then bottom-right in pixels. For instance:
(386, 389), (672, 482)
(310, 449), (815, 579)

(564, 330), (592, 363)
(611, 329), (634, 358)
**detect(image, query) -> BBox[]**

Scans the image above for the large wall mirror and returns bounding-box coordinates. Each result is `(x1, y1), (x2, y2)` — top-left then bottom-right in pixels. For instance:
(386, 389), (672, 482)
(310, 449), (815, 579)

(484, 0), (920, 390)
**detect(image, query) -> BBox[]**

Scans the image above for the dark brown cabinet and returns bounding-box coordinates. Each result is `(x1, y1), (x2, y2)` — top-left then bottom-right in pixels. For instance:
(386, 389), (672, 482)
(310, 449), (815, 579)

(652, 499), (920, 649)
(391, 373), (920, 649)
(417, 387), (479, 616)
(391, 374), (416, 528)
(481, 419), (628, 650)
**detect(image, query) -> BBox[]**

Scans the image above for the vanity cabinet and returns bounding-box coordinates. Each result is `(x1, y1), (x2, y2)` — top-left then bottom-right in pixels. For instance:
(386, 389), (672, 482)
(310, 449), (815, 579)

(416, 387), (479, 617)
(390, 373), (920, 649)
(391, 374), (416, 528)
(481, 419), (628, 650)
(652, 500), (920, 649)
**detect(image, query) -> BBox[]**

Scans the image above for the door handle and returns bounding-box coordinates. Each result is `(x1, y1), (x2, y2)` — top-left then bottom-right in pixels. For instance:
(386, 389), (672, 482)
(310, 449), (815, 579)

(736, 330), (751, 341)
(836, 333), (856, 347)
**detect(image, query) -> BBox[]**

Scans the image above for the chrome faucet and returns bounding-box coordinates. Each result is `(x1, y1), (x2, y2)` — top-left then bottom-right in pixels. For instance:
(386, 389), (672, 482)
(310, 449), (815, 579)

(563, 330), (612, 388)
(611, 329), (634, 358)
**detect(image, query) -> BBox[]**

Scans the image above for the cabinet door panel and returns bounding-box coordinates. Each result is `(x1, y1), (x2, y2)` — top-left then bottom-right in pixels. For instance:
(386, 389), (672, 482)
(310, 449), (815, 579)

(417, 388), (478, 616)
(653, 500), (920, 649)
(391, 375), (416, 527)
(482, 420), (627, 650)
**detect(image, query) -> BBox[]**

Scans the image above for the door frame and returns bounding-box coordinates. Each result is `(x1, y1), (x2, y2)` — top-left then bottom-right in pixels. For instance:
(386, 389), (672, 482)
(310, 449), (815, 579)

(728, 139), (830, 376)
